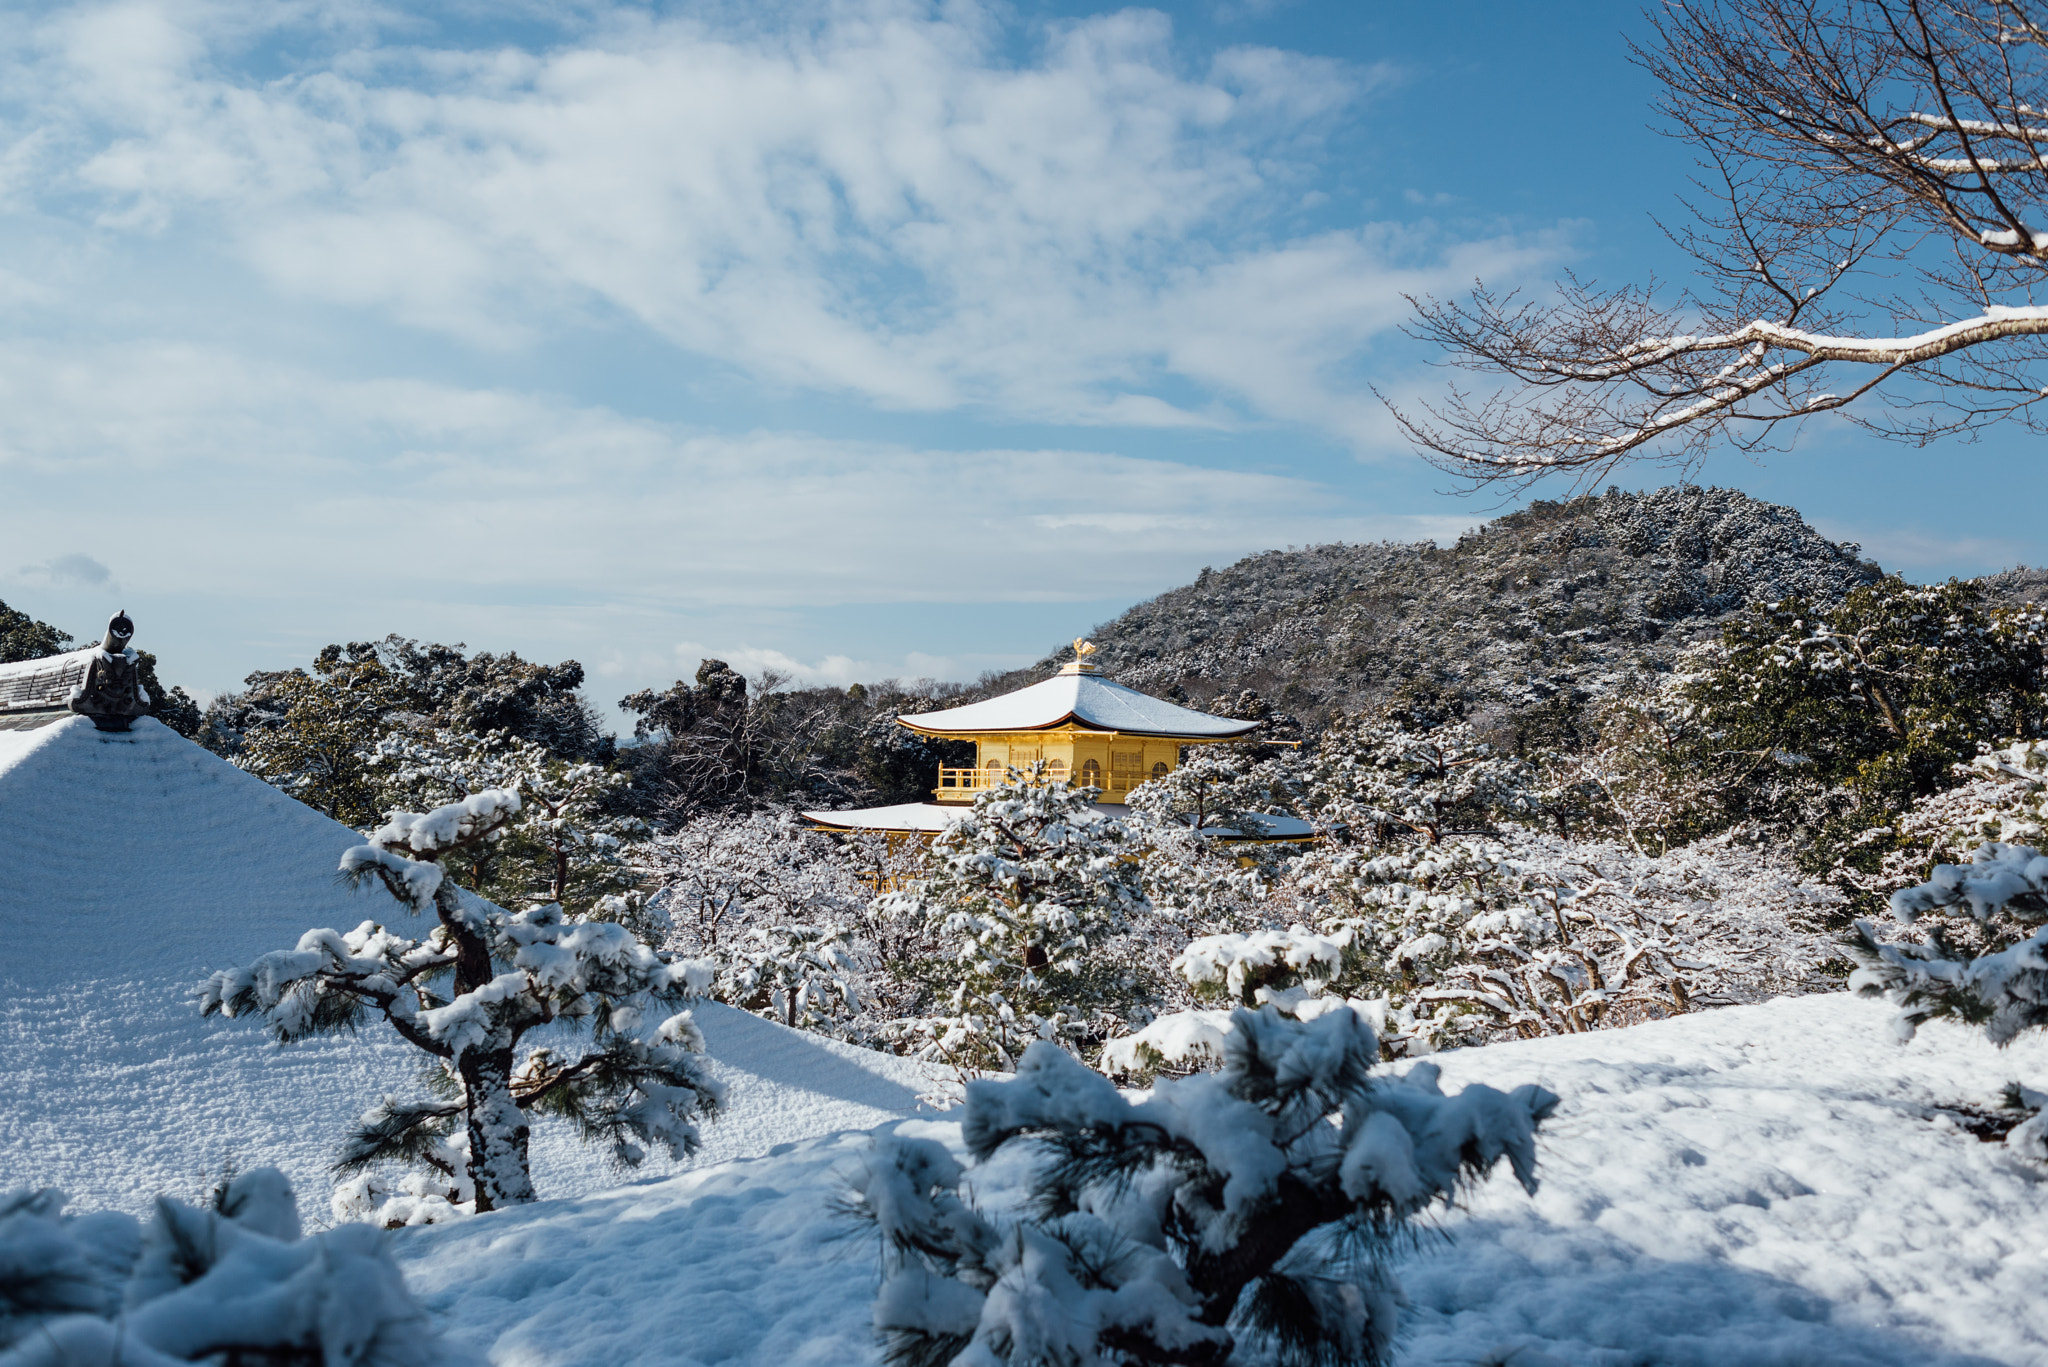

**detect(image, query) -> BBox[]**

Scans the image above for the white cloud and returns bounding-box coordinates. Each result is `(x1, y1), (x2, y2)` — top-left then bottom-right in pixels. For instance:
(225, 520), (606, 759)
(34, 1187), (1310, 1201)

(5, 0), (1561, 445)
(19, 551), (111, 586)
(1809, 520), (2026, 576)
(0, 338), (1470, 690)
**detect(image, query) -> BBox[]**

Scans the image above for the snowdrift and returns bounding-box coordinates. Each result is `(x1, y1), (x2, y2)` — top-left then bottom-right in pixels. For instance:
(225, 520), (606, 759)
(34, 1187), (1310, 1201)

(394, 993), (2048, 1367)
(0, 716), (939, 1213)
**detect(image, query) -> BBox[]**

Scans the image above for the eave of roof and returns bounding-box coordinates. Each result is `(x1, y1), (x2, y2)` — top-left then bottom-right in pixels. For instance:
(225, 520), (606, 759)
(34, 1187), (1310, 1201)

(895, 671), (1259, 740)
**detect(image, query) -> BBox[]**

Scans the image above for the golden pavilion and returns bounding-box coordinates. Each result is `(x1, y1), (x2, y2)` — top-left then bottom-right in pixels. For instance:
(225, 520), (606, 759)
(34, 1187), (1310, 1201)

(802, 641), (1312, 839)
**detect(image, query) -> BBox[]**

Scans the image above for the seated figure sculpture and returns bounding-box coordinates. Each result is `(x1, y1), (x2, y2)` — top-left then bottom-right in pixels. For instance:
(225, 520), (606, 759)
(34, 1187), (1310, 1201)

(70, 611), (150, 731)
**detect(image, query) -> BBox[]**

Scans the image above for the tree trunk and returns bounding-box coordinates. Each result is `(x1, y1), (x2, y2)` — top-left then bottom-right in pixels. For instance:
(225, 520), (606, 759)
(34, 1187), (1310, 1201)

(460, 1046), (535, 1212)
(436, 882), (536, 1211)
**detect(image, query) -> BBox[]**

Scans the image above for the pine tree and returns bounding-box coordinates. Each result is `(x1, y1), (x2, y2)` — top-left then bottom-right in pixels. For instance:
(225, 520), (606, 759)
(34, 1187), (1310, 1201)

(847, 1009), (1557, 1367)
(199, 788), (721, 1214)
(1852, 741), (2048, 1051)
(1304, 714), (1540, 846)
(367, 727), (646, 914)
(716, 923), (861, 1031)
(876, 765), (1154, 1069)
(0, 1171), (440, 1366)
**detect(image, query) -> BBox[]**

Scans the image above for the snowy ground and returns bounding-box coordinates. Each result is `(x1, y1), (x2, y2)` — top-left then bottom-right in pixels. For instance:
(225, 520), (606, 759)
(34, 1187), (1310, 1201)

(395, 993), (2048, 1367)
(12, 715), (2047, 1364)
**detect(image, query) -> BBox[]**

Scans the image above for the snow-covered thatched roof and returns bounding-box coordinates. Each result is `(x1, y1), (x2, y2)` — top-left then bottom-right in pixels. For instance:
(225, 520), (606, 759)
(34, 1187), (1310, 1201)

(897, 668), (1258, 738)
(0, 715), (939, 1214)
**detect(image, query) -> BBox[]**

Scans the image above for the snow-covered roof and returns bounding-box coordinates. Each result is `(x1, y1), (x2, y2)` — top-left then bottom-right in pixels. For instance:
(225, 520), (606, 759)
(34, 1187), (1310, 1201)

(802, 801), (1112, 833)
(802, 801), (1313, 841)
(897, 667), (1259, 738)
(0, 646), (91, 715)
(0, 715), (943, 1214)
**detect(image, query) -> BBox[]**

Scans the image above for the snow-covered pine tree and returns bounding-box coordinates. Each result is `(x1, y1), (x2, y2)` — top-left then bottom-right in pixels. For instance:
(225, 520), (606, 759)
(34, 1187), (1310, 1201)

(199, 788), (722, 1215)
(1122, 748), (1295, 931)
(1304, 714), (1540, 846)
(368, 727), (646, 917)
(0, 1169), (441, 1367)
(1852, 740), (2048, 1050)
(875, 764), (1153, 1069)
(847, 1007), (1558, 1367)
(716, 922), (862, 1031)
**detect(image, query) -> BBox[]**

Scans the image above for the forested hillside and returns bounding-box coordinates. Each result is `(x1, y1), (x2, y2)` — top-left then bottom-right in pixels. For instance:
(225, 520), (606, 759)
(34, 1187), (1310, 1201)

(995, 486), (1890, 744)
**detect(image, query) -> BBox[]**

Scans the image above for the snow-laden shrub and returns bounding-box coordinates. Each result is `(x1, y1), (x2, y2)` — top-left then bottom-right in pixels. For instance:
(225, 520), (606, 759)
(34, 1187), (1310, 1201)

(846, 1008), (1558, 1367)
(1853, 839), (2048, 1046)
(1850, 743), (2048, 1073)
(1108, 827), (1843, 1076)
(200, 788), (723, 1214)
(0, 1169), (443, 1367)
(716, 922), (862, 1031)
(640, 810), (870, 954)
(1303, 715), (1540, 846)
(874, 766), (1156, 1069)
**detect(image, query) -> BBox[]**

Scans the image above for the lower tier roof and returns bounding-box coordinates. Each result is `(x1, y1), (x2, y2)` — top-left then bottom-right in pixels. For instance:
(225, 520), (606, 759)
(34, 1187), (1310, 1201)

(801, 801), (1314, 841)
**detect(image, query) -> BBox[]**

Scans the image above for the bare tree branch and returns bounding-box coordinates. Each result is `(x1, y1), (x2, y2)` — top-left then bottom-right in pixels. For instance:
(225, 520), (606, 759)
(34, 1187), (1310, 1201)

(1393, 0), (2048, 486)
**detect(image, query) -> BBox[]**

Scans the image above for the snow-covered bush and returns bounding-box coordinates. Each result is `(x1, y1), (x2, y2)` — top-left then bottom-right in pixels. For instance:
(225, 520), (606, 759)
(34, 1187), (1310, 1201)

(1107, 827), (1843, 1075)
(874, 765), (1155, 1069)
(0, 1169), (443, 1367)
(639, 810), (869, 954)
(369, 727), (646, 916)
(716, 923), (862, 1031)
(1302, 715), (1540, 846)
(1851, 740), (2048, 1082)
(847, 1010), (1558, 1367)
(1122, 749), (1295, 931)
(1853, 839), (2048, 1046)
(199, 788), (722, 1214)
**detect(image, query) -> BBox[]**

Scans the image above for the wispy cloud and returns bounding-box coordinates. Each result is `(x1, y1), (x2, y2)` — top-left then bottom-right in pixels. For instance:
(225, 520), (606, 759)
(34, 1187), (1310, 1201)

(5, 0), (1556, 447)
(0, 339), (1465, 690)
(19, 552), (111, 587)
(1812, 520), (2029, 577)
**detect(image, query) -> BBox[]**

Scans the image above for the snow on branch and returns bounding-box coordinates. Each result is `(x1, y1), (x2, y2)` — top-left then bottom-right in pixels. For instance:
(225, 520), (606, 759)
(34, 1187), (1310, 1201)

(1392, 0), (2048, 482)
(848, 1013), (1557, 1367)
(1854, 839), (2048, 1048)
(0, 1171), (445, 1367)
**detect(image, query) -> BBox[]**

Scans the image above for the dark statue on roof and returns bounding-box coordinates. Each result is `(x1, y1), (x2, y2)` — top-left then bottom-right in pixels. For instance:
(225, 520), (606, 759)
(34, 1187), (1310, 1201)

(71, 611), (150, 731)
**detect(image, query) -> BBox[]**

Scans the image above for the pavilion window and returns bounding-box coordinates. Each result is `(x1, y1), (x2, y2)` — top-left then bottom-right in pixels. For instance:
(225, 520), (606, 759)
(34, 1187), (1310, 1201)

(1111, 751), (1143, 790)
(1151, 761), (1168, 780)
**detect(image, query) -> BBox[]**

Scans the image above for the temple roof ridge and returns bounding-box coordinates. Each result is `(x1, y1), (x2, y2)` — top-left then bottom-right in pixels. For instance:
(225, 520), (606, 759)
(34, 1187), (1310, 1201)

(896, 668), (1258, 740)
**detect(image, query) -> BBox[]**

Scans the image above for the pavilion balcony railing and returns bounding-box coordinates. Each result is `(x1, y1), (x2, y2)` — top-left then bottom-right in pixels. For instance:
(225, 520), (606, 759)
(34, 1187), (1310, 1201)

(934, 766), (1150, 801)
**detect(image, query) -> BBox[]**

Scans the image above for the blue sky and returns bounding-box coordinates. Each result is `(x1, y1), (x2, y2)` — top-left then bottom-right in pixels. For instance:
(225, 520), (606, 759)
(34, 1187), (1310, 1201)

(0, 0), (2037, 710)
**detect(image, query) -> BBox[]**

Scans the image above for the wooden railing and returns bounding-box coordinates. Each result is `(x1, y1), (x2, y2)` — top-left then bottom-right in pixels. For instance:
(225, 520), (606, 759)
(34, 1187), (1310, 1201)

(934, 765), (1151, 801)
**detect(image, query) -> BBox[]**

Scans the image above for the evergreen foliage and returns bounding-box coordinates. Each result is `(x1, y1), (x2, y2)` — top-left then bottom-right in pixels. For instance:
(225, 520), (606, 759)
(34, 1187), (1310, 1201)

(0, 1171), (440, 1367)
(368, 728), (646, 916)
(847, 1014), (1557, 1367)
(621, 660), (973, 818)
(1853, 741), (2048, 1070)
(198, 788), (721, 1215)
(0, 599), (71, 664)
(874, 766), (1155, 1069)
(1575, 577), (2048, 910)
(1303, 714), (1540, 846)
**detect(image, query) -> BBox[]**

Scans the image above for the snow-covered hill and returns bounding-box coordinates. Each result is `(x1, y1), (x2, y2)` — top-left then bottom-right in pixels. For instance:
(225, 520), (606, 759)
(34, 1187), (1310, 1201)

(0, 715), (941, 1214)
(393, 993), (2047, 1367)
